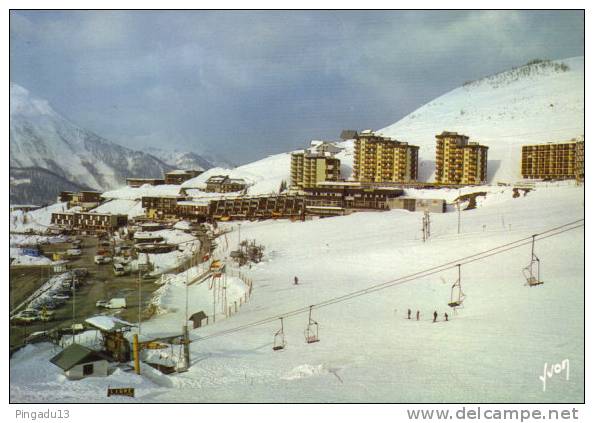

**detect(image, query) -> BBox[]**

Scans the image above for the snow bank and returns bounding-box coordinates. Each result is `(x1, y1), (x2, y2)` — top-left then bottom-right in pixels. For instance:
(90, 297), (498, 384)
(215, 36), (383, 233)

(10, 202), (68, 233)
(10, 254), (54, 266)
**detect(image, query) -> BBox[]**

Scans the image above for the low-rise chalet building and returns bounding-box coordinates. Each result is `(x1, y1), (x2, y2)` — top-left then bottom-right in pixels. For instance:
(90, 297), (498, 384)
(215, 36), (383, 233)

(51, 211), (128, 234)
(204, 175), (248, 193)
(50, 343), (109, 380)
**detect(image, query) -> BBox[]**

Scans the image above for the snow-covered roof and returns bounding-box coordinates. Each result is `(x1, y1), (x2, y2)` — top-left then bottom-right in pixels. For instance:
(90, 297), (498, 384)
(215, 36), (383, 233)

(134, 232), (164, 239)
(173, 220), (192, 231)
(177, 199), (211, 206)
(102, 184), (183, 201)
(90, 199), (145, 218)
(85, 315), (135, 332)
(166, 169), (192, 175)
(206, 175), (229, 183)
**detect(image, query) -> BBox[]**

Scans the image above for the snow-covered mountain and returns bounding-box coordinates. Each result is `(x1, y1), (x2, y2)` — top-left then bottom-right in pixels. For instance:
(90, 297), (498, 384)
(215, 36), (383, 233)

(10, 83), (174, 204)
(144, 148), (215, 172)
(378, 57), (584, 182)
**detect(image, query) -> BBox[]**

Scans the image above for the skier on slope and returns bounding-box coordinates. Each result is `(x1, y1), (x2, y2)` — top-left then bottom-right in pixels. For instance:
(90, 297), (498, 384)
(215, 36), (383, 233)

(294, 276), (299, 285)
(444, 313), (449, 322)
(416, 310), (420, 321)
(433, 311), (438, 323)
(407, 309), (412, 320)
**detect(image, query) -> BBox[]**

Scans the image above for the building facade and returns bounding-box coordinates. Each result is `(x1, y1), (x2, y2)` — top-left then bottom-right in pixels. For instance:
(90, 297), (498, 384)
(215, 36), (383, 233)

(126, 178), (165, 188)
(435, 131), (488, 185)
(204, 175), (247, 193)
(209, 195), (305, 220)
(51, 212), (128, 233)
(58, 191), (103, 210)
(353, 130), (419, 183)
(290, 152), (341, 189)
(303, 182), (404, 214)
(142, 195), (183, 220)
(164, 170), (203, 185)
(388, 198), (446, 213)
(521, 140), (584, 180)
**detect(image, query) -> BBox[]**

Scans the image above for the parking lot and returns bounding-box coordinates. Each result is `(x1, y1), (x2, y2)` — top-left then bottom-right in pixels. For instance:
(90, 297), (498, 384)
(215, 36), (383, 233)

(10, 235), (203, 348)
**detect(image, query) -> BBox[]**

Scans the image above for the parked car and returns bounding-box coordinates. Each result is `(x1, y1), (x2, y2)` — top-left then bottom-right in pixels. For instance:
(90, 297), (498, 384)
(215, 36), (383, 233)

(11, 309), (41, 324)
(94, 255), (112, 264)
(66, 248), (82, 257)
(52, 293), (70, 301)
(96, 298), (127, 309)
(113, 263), (127, 276)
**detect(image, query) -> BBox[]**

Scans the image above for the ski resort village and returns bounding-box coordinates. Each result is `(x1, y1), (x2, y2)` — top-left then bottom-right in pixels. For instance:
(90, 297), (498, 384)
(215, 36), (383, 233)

(8, 12), (585, 405)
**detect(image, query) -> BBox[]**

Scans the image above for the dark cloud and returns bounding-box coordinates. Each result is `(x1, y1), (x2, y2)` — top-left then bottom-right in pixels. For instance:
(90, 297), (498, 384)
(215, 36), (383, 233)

(10, 10), (584, 163)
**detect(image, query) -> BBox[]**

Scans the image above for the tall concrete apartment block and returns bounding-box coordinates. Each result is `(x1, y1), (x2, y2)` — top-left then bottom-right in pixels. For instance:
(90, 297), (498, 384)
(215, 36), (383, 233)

(353, 130), (419, 183)
(521, 140), (584, 180)
(435, 131), (488, 184)
(291, 151), (341, 189)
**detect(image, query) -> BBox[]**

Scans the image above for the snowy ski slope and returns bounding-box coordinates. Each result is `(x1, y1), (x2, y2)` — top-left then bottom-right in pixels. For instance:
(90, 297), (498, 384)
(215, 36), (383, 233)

(10, 183), (584, 402)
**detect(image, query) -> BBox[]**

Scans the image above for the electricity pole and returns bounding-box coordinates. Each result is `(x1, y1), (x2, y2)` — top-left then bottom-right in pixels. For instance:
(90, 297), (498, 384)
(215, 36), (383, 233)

(138, 266), (142, 337)
(422, 211), (431, 242)
(457, 201), (461, 234)
(72, 271), (76, 341)
(422, 214), (426, 242)
(137, 262), (149, 337)
(185, 260), (189, 325)
(212, 276), (217, 324)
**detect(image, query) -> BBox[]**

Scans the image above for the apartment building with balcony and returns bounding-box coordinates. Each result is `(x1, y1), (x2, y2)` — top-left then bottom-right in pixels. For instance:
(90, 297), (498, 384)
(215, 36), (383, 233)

(290, 151), (341, 189)
(435, 131), (488, 185)
(521, 140), (584, 180)
(353, 130), (419, 183)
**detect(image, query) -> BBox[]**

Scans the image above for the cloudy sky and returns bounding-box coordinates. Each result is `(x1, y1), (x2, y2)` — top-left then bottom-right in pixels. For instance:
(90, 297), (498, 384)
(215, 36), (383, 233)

(10, 10), (584, 164)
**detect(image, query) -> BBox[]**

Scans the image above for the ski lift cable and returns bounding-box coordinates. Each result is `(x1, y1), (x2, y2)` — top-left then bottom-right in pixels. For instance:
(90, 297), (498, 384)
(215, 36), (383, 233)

(196, 222), (583, 341)
(194, 220), (583, 342)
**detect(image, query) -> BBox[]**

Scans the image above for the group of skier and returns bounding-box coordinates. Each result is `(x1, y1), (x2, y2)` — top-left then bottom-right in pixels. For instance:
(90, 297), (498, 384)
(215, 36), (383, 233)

(292, 278), (451, 323)
(407, 308), (449, 322)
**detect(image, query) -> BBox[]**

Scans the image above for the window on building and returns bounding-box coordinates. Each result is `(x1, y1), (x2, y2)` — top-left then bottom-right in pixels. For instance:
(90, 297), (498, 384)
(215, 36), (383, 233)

(83, 363), (94, 376)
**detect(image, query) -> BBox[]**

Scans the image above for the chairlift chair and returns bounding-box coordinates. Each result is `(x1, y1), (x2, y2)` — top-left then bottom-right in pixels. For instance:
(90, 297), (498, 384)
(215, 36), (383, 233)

(523, 235), (543, 287)
(272, 318), (287, 351)
(448, 264), (465, 309)
(304, 305), (320, 344)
